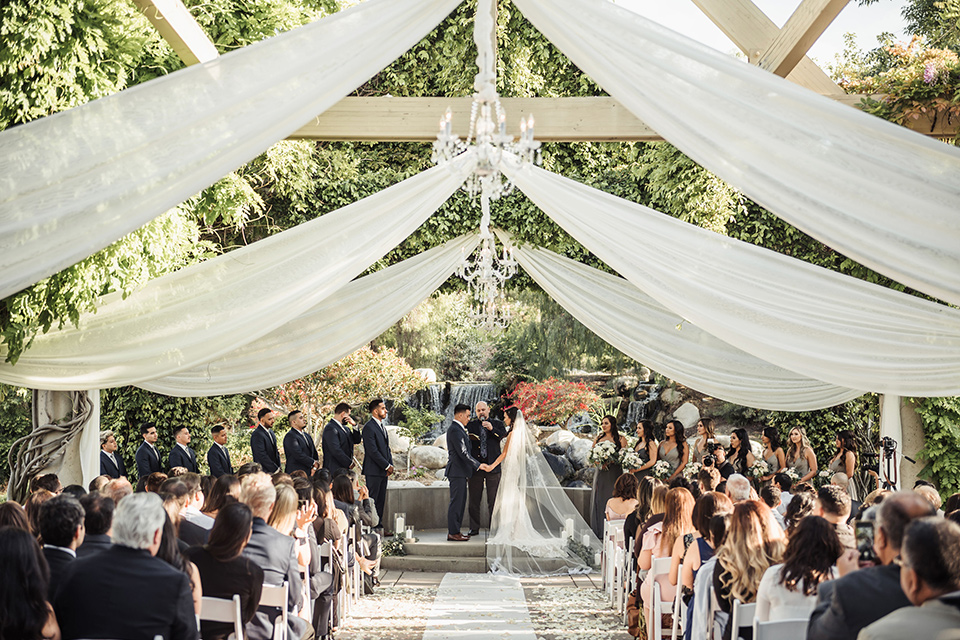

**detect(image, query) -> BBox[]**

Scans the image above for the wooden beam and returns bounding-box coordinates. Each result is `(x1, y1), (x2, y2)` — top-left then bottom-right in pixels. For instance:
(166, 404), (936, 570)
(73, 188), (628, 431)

(689, 0), (844, 95)
(758, 0), (850, 77)
(131, 0), (218, 66)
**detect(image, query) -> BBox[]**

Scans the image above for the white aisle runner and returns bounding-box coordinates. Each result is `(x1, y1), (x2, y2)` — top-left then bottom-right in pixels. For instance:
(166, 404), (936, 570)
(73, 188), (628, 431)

(421, 573), (538, 640)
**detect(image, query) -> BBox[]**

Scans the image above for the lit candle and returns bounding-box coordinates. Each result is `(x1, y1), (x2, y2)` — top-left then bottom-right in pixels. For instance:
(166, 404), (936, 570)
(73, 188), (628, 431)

(594, 552), (602, 566)
(583, 533), (591, 547)
(395, 514), (405, 534)
(406, 527), (414, 541)
(564, 518), (575, 538)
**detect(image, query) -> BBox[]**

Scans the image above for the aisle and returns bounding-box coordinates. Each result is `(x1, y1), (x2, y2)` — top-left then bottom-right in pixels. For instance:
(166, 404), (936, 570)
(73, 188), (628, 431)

(421, 573), (536, 640)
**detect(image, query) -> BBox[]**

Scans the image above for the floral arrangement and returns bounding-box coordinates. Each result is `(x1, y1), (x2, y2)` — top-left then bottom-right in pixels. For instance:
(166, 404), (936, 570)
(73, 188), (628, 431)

(683, 461), (703, 479)
(815, 468), (833, 488)
(784, 467), (800, 482)
(588, 441), (619, 468)
(747, 459), (770, 480)
(653, 460), (672, 479)
(509, 377), (601, 426)
(619, 449), (644, 471)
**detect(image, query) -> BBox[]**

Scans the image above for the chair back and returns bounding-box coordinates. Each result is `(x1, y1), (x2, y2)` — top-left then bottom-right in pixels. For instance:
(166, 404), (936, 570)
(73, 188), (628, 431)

(753, 618), (809, 640)
(200, 594), (244, 640)
(730, 601), (756, 640)
(259, 581), (289, 640)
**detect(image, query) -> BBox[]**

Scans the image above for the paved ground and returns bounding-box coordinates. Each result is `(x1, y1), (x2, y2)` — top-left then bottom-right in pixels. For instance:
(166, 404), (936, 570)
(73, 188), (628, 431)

(337, 571), (634, 640)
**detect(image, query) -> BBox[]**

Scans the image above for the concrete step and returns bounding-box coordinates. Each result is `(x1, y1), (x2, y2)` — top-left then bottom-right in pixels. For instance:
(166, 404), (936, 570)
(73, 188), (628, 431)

(399, 529), (487, 557)
(381, 554), (488, 573)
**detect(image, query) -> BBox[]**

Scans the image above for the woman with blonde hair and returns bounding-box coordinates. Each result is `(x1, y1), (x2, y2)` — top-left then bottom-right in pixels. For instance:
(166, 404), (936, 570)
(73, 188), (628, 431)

(712, 501), (786, 640)
(692, 418), (716, 464)
(785, 427), (818, 483)
(639, 487), (696, 617)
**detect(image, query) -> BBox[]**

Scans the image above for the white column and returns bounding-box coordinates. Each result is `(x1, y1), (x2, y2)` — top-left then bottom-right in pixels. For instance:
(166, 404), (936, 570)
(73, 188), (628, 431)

(878, 394), (902, 490)
(34, 390), (101, 488)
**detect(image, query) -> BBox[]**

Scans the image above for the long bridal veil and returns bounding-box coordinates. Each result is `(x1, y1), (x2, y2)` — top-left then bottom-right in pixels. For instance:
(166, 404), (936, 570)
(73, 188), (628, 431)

(486, 410), (602, 575)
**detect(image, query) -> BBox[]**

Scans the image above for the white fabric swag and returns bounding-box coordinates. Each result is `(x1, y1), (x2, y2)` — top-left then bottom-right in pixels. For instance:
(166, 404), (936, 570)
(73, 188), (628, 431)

(502, 235), (861, 410)
(512, 0), (960, 308)
(503, 159), (960, 397)
(140, 233), (480, 396)
(0, 155), (476, 391)
(0, 0), (463, 301)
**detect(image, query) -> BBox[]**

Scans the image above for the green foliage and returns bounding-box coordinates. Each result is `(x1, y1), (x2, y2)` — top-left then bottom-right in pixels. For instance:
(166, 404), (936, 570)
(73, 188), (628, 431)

(910, 396), (960, 497)
(397, 405), (444, 443)
(437, 332), (490, 381)
(0, 385), (32, 483)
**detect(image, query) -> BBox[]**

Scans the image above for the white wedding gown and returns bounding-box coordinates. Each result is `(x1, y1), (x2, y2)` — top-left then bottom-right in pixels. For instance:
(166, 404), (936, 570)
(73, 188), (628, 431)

(486, 411), (602, 575)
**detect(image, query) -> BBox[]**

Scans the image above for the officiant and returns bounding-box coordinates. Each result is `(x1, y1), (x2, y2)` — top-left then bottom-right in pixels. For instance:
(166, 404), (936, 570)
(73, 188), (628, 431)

(465, 401), (507, 536)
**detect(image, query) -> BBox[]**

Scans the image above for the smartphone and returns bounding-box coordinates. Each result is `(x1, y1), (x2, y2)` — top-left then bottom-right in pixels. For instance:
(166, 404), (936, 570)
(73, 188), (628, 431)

(855, 521), (878, 563)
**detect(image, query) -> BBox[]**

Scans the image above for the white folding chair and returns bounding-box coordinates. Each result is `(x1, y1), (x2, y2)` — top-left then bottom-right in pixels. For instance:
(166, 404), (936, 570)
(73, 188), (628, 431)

(753, 618), (809, 640)
(730, 601), (756, 640)
(647, 556), (674, 640)
(259, 581), (289, 640)
(338, 529), (350, 617)
(603, 519), (624, 595)
(670, 563), (684, 640)
(200, 594), (244, 640)
(349, 524), (361, 607)
(301, 553), (312, 621)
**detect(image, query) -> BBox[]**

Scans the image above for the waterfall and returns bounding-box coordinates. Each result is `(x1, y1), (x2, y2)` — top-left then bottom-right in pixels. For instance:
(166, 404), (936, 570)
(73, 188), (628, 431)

(623, 384), (661, 428)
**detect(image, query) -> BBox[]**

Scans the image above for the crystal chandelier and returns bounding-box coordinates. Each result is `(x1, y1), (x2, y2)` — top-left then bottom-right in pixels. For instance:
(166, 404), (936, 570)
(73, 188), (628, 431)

(431, 0), (540, 330)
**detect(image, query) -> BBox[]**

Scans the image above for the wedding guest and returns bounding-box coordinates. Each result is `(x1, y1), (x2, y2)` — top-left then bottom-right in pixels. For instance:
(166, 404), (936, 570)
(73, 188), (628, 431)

(625, 476), (662, 544)
(759, 485), (786, 530)
(0, 527), (61, 640)
(727, 428), (755, 477)
(636, 484), (668, 557)
(38, 495), (85, 600)
(237, 461), (263, 479)
(321, 402), (361, 475)
(31, 474), (62, 495)
(284, 410), (320, 476)
(313, 481), (344, 631)
(692, 418), (716, 464)
(156, 513), (202, 616)
(605, 473), (639, 522)
(25, 489), (55, 539)
(0, 500), (31, 531)
(659, 420), (688, 482)
(98, 430), (127, 479)
(755, 515), (842, 623)
(640, 487), (695, 617)
(828, 430), (858, 500)
(102, 477), (132, 505)
(914, 484), (943, 515)
(632, 419), (658, 479)
(590, 414), (627, 537)
(944, 492), (960, 514)
(759, 427), (786, 485)
(785, 427), (818, 483)
(725, 474), (752, 503)
(698, 466), (722, 493)
(88, 474), (110, 493)
(687, 512), (732, 640)
(708, 443), (736, 480)
(77, 492), (113, 558)
(144, 471), (168, 493)
(816, 484), (855, 549)
(773, 473), (794, 515)
(292, 478), (335, 638)
(202, 474), (241, 520)
(679, 492), (735, 593)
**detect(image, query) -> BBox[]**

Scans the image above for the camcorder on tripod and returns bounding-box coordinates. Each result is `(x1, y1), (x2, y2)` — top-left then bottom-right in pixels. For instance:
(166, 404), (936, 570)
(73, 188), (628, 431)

(862, 436), (915, 490)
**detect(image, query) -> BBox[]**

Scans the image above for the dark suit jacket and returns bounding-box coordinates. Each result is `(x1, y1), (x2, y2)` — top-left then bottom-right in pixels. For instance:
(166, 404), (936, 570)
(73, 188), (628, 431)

(321, 419), (361, 473)
(99, 450), (127, 478)
(168, 444), (199, 473)
(251, 425), (282, 473)
(76, 533), (111, 558)
(54, 544), (195, 640)
(283, 428), (318, 474)
(243, 518), (307, 640)
(807, 563), (911, 640)
(445, 420), (481, 479)
(179, 519), (210, 547)
(361, 418), (393, 477)
(186, 545), (263, 640)
(207, 443), (233, 478)
(135, 441), (162, 480)
(42, 546), (75, 600)
(465, 418), (507, 470)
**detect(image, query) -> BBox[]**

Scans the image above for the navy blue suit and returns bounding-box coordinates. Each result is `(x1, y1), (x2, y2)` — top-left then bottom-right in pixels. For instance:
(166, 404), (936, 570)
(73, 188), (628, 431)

(321, 419), (362, 474)
(283, 428), (319, 474)
(99, 450), (127, 478)
(362, 418), (393, 524)
(207, 442), (233, 477)
(445, 420), (481, 535)
(167, 444), (199, 473)
(135, 441), (162, 480)
(251, 425), (282, 473)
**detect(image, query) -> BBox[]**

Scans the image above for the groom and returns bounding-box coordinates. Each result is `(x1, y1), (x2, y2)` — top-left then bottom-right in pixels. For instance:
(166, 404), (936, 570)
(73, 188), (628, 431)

(446, 403), (481, 542)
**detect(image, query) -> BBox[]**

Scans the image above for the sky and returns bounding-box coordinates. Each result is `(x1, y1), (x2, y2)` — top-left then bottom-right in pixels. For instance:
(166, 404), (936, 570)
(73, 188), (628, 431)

(615, 0), (909, 68)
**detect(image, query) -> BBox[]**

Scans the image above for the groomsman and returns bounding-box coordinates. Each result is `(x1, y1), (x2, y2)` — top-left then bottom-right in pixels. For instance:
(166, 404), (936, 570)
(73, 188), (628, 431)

(465, 401), (506, 536)
(283, 410), (319, 475)
(251, 408), (282, 473)
(322, 402), (362, 474)
(168, 426), (199, 473)
(99, 430), (128, 479)
(135, 422), (162, 481)
(362, 399), (393, 526)
(446, 404), (481, 541)
(206, 425), (233, 478)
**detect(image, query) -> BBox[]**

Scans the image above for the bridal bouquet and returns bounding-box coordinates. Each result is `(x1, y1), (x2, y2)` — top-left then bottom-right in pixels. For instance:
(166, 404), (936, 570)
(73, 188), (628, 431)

(683, 461), (703, 479)
(748, 459), (770, 480)
(588, 441), (619, 468)
(652, 460), (672, 479)
(619, 449), (644, 471)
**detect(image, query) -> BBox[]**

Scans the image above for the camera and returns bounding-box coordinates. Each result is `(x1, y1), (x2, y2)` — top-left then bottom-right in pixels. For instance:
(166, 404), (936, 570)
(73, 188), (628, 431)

(881, 436), (898, 456)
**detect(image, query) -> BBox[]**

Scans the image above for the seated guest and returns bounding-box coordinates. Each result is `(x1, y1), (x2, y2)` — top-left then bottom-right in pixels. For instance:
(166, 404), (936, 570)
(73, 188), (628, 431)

(313, 481), (344, 630)
(913, 484), (944, 516)
(156, 513), (202, 616)
(859, 517), (960, 640)
(816, 485), (855, 549)
(144, 471), (168, 493)
(292, 478), (336, 637)
(640, 488), (695, 617)
(687, 513), (731, 640)
(241, 472), (313, 640)
(635, 484), (668, 558)
(773, 473), (794, 515)
(331, 472), (381, 582)
(698, 467), (722, 494)
(25, 490), (55, 539)
(98, 430), (127, 479)
(161, 477), (208, 546)
(605, 473), (640, 521)
(759, 485), (786, 530)
(101, 477), (132, 505)
(31, 474), (62, 495)
(39, 495), (85, 600)
(54, 492), (196, 640)
(0, 501), (31, 531)
(784, 491), (815, 537)
(61, 485), (85, 500)
(201, 474), (241, 520)
(679, 492), (734, 593)
(755, 516), (842, 623)
(185, 502), (264, 640)
(807, 491), (937, 640)
(180, 472), (215, 530)
(77, 492), (114, 558)
(830, 472), (861, 521)
(88, 474), (110, 493)
(624, 476), (661, 544)
(0, 527), (61, 640)
(237, 461), (263, 479)
(724, 474), (752, 504)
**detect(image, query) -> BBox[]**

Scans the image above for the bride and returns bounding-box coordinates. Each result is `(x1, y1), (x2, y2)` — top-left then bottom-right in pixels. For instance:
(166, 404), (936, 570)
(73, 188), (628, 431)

(480, 406), (602, 575)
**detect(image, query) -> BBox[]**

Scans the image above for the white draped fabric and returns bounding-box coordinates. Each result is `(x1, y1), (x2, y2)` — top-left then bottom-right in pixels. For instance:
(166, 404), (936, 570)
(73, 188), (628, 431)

(0, 156), (476, 390)
(0, 0), (462, 301)
(512, 0), (960, 308)
(503, 160), (960, 397)
(504, 236), (861, 410)
(140, 234), (480, 396)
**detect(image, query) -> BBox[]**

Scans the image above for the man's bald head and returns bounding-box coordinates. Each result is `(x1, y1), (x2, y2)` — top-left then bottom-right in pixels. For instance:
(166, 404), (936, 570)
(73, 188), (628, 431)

(475, 402), (489, 419)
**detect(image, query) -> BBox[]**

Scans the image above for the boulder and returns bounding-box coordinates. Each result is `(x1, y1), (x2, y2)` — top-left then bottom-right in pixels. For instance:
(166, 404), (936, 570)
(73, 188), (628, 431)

(409, 446), (448, 470)
(414, 368), (437, 383)
(661, 388), (683, 405)
(545, 444), (567, 456)
(673, 402), (701, 430)
(613, 376), (639, 397)
(435, 469), (446, 480)
(543, 451), (574, 482)
(432, 434), (448, 450)
(637, 367), (652, 383)
(564, 480), (590, 489)
(567, 438), (593, 470)
(545, 429), (578, 452)
(572, 467), (597, 485)
(386, 426), (411, 453)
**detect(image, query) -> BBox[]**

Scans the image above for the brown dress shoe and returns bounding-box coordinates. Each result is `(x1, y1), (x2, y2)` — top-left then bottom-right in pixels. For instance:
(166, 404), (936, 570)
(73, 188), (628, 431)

(447, 533), (470, 541)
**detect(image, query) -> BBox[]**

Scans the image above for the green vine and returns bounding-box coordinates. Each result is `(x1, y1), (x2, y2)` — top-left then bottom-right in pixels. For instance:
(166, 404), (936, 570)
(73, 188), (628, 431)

(910, 396), (960, 499)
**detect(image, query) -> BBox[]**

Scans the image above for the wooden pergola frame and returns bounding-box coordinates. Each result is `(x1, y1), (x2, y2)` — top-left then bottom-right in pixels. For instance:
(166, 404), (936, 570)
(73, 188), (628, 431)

(132, 0), (956, 140)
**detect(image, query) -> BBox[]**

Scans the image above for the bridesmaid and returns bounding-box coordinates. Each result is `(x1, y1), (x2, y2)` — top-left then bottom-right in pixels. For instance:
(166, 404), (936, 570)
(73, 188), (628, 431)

(590, 415), (628, 537)
(785, 427), (818, 483)
(692, 418), (716, 463)
(829, 429), (859, 499)
(727, 428), (756, 476)
(658, 420), (688, 482)
(760, 427), (786, 485)
(632, 419), (659, 480)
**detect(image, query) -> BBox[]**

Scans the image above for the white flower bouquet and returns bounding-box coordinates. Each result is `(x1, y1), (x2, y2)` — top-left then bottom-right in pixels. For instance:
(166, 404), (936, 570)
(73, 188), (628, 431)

(683, 461), (703, 479)
(748, 459), (770, 480)
(784, 467), (800, 482)
(619, 449), (644, 471)
(588, 441), (619, 468)
(622, 433), (639, 452)
(653, 460), (673, 479)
